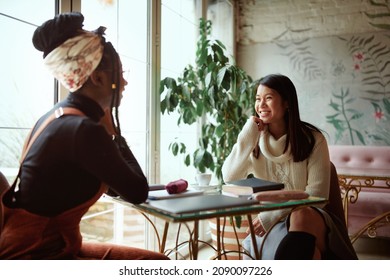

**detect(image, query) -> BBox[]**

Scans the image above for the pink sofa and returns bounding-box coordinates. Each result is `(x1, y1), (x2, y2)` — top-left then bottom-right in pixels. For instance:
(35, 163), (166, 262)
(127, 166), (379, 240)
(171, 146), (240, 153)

(328, 145), (390, 243)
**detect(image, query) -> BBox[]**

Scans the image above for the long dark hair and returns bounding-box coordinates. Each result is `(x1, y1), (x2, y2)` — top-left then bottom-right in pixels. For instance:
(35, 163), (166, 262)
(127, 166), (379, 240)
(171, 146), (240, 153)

(258, 74), (321, 162)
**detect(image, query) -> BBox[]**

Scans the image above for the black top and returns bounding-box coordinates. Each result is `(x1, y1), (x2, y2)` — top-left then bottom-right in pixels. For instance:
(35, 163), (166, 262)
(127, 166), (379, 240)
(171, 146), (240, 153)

(11, 93), (148, 217)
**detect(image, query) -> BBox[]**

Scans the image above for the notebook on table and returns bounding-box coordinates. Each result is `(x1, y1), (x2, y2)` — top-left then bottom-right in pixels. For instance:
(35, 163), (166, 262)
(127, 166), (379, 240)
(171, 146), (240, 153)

(148, 189), (203, 200)
(222, 177), (284, 196)
(146, 194), (258, 214)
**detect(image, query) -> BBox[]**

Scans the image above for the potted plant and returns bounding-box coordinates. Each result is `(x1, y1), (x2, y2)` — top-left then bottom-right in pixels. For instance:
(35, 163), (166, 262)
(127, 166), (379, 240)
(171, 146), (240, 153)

(160, 18), (255, 184)
(159, 18), (256, 259)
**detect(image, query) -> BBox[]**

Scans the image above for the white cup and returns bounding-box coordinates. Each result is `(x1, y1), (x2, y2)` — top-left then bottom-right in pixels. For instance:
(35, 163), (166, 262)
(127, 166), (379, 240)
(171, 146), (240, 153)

(195, 173), (212, 186)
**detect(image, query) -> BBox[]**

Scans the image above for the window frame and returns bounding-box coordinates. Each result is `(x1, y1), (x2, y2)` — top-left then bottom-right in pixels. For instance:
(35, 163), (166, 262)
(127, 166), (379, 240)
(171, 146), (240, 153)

(0, 0), (236, 256)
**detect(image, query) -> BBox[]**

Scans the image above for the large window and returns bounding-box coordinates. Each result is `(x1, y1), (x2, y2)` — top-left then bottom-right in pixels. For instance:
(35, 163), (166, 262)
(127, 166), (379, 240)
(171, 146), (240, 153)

(0, 1), (56, 183)
(82, 0), (205, 253)
(79, 0), (153, 250)
(159, 0), (203, 255)
(81, 0), (149, 173)
(0, 0), (235, 257)
(160, 0), (199, 184)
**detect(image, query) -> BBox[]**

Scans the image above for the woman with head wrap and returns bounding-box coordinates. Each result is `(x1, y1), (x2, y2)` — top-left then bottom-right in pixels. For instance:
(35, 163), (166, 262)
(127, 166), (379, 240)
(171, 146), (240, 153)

(0, 12), (169, 260)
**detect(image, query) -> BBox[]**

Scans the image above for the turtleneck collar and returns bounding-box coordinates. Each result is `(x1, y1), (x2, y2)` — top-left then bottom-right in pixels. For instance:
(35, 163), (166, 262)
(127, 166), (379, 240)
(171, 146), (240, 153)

(259, 128), (292, 163)
(59, 93), (105, 122)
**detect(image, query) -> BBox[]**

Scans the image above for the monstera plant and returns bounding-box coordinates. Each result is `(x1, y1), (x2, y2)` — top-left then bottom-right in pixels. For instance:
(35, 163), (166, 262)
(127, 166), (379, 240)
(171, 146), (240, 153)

(160, 18), (256, 184)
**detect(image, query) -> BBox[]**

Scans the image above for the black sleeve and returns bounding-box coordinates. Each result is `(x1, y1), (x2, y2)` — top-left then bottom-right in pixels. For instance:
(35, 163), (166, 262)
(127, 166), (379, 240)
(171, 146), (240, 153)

(114, 135), (139, 165)
(75, 121), (148, 204)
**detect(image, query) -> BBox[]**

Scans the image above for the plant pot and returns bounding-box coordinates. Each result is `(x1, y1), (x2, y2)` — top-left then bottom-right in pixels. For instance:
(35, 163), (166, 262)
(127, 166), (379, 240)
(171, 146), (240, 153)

(208, 215), (254, 260)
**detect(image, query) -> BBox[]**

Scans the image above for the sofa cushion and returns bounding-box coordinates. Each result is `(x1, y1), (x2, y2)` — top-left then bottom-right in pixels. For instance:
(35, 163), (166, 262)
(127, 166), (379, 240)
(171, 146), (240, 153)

(329, 145), (390, 239)
(329, 145), (390, 177)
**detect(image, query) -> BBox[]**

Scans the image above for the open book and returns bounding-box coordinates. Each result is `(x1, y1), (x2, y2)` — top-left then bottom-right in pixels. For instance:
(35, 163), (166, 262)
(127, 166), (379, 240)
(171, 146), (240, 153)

(222, 177), (284, 197)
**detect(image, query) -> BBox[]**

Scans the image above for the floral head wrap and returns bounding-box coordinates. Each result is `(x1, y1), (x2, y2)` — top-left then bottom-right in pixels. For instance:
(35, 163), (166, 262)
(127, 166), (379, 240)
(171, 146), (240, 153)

(43, 30), (104, 92)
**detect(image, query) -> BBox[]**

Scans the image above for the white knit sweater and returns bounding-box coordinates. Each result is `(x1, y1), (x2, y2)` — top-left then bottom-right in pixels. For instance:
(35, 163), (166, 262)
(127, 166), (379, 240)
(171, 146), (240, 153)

(222, 119), (330, 232)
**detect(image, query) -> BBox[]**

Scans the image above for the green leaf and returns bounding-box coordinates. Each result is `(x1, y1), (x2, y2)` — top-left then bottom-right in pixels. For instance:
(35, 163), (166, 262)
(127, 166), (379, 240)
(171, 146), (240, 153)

(203, 151), (214, 167)
(182, 108), (196, 124)
(329, 100), (340, 111)
(326, 113), (340, 119)
(382, 98), (390, 115)
(354, 129), (366, 145)
(217, 66), (227, 88)
(350, 113), (364, 120)
(184, 154), (191, 166)
(221, 71), (231, 91)
(327, 119), (344, 131)
(342, 88), (350, 97)
(171, 142), (179, 156)
(215, 39), (226, 50)
(164, 77), (177, 91)
(160, 97), (167, 114)
(205, 72), (212, 88)
(179, 143), (187, 154)
(215, 124), (225, 137)
(193, 148), (205, 166)
(197, 42), (208, 65)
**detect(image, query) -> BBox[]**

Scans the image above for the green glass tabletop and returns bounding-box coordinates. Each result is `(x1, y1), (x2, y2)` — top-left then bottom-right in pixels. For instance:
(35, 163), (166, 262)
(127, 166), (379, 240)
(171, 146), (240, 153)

(109, 193), (327, 223)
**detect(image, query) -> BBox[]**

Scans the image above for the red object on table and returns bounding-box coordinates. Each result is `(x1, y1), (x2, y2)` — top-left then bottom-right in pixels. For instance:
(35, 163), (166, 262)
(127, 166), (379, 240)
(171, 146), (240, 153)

(165, 179), (188, 194)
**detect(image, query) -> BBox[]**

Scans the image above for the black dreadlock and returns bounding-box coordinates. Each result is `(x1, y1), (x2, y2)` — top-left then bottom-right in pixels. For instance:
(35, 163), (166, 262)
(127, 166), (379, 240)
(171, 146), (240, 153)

(107, 42), (122, 137)
(94, 26), (122, 138)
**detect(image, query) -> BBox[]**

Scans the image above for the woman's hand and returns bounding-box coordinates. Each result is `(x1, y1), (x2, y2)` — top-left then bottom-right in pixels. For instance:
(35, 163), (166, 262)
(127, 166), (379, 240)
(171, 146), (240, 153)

(246, 216), (266, 237)
(252, 116), (265, 132)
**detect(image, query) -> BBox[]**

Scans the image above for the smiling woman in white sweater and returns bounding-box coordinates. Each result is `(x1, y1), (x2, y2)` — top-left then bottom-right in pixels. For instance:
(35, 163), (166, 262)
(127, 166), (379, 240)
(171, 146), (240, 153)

(222, 74), (357, 260)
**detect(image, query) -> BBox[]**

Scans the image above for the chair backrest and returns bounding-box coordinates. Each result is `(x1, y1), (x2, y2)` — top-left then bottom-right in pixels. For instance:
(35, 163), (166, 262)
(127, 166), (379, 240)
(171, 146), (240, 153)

(324, 162), (347, 227)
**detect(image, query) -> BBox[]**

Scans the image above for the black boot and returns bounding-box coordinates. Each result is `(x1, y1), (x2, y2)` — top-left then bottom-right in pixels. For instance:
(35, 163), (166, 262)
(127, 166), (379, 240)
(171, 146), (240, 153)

(274, 231), (316, 260)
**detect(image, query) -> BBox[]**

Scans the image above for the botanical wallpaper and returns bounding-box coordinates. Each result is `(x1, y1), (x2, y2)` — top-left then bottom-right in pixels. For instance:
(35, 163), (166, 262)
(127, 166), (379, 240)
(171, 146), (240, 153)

(238, 0), (390, 146)
(328, 33), (390, 145)
(252, 31), (390, 146)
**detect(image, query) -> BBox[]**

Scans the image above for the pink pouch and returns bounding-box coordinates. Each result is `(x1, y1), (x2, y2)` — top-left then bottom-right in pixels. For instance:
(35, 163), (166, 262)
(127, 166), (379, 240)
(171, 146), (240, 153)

(252, 190), (309, 202)
(165, 179), (188, 194)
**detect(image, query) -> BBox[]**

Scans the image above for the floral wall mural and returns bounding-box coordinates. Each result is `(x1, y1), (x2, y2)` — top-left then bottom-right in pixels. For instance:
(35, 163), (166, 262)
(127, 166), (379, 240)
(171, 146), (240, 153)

(240, 31), (390, 146)
(328, 33), (390, 145)
(237, 0), (390, 147)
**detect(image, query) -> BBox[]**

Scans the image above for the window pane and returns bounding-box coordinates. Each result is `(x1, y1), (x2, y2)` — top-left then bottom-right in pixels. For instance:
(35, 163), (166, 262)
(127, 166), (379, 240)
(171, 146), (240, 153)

(207, 0), (234, 56)
(81, 0), (148, 172)
(0, 1), (55, 182)
(160, 0), (209, 255)
(80, 0), (151, 250)
(160, 0), (199, 184)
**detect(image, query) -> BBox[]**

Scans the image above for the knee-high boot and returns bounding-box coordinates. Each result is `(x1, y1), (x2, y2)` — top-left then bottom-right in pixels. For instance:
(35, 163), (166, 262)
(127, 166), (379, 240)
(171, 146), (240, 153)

(274, 231), (316, 260)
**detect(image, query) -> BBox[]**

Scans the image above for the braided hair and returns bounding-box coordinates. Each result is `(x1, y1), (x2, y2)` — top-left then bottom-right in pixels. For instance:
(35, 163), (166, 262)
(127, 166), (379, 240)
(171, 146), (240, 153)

(94, 27), (122, 137)
(33, 12), (123, 138)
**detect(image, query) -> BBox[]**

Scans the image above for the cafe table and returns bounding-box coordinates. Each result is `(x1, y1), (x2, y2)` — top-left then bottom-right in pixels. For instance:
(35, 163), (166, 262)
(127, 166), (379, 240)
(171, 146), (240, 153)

(107, 192), (327, 260)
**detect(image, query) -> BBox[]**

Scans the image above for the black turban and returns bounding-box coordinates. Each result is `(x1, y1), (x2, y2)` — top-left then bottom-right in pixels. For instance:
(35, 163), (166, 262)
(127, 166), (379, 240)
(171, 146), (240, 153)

(32, 12), (85, 58)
